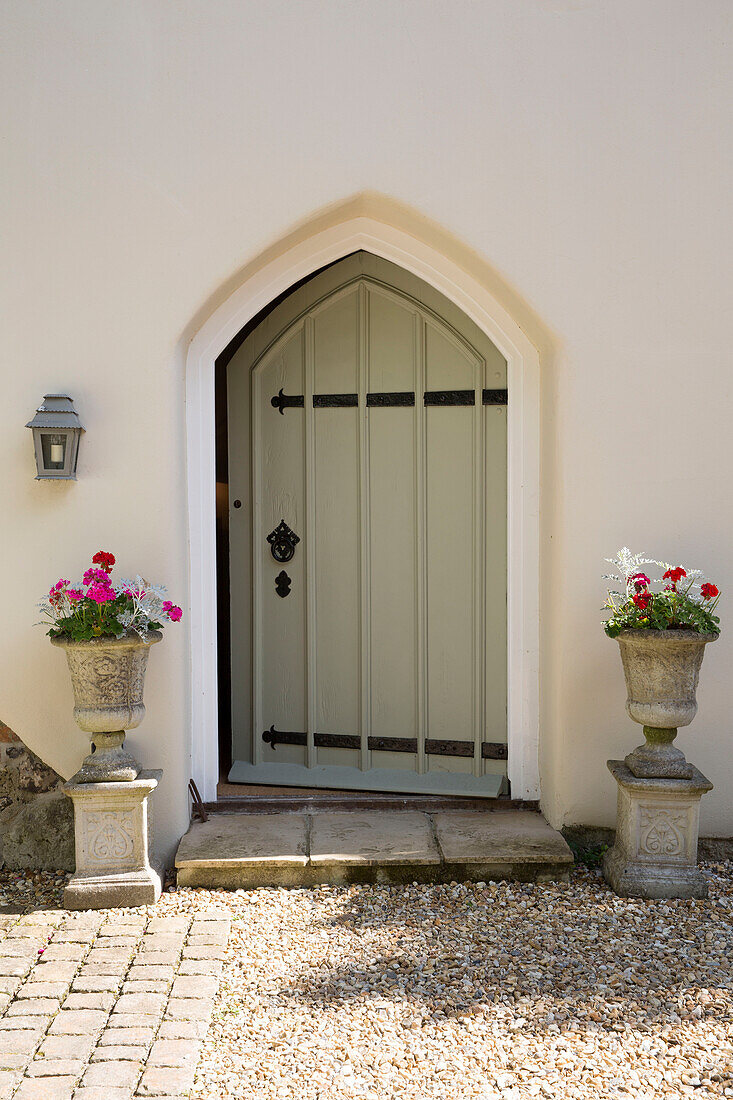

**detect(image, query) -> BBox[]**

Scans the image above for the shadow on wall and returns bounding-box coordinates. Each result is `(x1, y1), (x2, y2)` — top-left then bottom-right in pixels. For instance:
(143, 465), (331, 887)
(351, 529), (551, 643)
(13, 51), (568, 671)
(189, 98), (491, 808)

(0, 721), (74, 872)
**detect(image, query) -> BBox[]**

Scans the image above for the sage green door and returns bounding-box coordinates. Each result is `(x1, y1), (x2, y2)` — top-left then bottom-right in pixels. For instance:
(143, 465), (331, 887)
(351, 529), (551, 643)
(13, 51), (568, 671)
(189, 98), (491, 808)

(227, 252), (507, 796)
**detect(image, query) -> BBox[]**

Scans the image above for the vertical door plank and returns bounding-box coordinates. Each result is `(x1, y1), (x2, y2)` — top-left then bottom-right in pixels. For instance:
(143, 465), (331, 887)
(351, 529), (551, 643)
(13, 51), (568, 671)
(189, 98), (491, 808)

(414, 312), (428, 776)
(253, 328), (307, 767)
(357, 285), (371, 771)
(472, 354), (485, 778)
(366, 287), (418, 772)
(484, 403), (508, 777)
(304, 317), (317, 768)
(226, 347), (253, 764)
(313, 290), (361, 765)
(424, 322), (479, 773)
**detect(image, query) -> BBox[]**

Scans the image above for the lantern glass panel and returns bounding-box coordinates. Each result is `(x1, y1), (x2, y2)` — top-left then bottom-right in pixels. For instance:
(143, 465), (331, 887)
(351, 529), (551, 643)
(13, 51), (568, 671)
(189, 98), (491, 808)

(41, 432), (67, 471)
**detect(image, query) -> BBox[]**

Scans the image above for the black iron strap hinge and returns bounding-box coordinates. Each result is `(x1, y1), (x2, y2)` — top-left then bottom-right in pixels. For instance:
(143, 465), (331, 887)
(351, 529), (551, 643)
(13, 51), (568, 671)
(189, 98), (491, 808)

(423, 389), (509, 406)
(271, 389), (305, 414)
(272, 388), (507, 410)
(262, 726), (507, 760)
(312, 393), (358, 407)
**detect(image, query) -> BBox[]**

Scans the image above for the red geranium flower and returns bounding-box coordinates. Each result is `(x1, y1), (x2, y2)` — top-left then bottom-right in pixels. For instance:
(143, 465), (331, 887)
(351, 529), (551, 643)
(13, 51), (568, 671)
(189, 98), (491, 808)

(663, 566), (686, 589)
(92, 550), (116, 574)
(632, 591), (651, 610)
(701, 582), (719, 600)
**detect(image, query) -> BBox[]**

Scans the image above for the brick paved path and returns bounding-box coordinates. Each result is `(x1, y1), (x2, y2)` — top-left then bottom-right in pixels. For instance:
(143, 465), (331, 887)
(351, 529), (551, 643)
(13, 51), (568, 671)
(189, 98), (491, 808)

(0, 906), (230, 1099)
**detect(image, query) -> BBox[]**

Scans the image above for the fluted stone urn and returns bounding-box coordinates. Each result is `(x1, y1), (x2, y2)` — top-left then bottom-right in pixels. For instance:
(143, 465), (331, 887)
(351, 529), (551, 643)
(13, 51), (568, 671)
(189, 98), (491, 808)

(616, 629), (718, 778)
(52, 631), (161, 782)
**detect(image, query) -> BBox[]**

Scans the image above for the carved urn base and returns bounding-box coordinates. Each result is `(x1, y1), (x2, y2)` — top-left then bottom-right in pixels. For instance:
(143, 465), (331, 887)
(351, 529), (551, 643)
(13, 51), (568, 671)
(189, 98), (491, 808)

(624, 726), (693, 780)
(72, 731), (142, 784)
(63, 770), (162, 909)
(603, 760), (712, 899)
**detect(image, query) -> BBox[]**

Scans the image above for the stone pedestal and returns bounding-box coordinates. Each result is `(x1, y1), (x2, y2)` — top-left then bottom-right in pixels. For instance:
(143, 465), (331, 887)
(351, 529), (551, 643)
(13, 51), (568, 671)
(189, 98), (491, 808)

(63, 770), (162, 910)
(603, 760), (712, 899)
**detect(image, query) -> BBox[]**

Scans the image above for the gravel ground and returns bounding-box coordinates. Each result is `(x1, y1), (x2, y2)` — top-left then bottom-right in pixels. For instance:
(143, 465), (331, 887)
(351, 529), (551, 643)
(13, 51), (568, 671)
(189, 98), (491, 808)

(2, 864), (733, 1099)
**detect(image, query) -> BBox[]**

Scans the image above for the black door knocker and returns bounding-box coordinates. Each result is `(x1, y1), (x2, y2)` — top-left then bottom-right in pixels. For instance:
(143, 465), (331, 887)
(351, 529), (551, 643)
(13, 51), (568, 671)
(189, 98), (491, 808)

(267, 519), (300, 563)
(275, 571), (291, 598)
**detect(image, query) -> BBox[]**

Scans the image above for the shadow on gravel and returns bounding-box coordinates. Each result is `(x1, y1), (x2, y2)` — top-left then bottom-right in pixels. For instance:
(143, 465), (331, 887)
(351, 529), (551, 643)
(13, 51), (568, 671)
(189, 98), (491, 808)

(278, 866), (733, 1036)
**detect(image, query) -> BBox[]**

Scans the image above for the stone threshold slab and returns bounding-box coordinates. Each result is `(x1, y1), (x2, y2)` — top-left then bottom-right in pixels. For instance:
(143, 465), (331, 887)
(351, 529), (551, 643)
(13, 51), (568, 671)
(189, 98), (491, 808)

(175, 810), (573, 887)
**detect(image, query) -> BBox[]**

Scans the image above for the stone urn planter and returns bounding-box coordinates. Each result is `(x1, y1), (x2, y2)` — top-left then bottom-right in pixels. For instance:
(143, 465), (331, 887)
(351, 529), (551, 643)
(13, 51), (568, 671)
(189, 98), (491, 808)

(51, 631), (161, 782)
(605, 625), (717, 899)
(601, 550), (720, 898)
(616, 628), (718, 778)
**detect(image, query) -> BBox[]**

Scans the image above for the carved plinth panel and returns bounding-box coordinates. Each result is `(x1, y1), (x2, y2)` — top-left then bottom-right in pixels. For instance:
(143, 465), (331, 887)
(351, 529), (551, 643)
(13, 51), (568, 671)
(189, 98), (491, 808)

(85, 810), (136, 864)
(637, 804), (692, 861)
(74, 797), (147, 875)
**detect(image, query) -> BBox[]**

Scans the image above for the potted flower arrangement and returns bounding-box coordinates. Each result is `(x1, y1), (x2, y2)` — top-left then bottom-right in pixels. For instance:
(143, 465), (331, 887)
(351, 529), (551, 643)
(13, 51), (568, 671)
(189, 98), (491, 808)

(40, 551), (182, 782)
(603, 548), (720, 778)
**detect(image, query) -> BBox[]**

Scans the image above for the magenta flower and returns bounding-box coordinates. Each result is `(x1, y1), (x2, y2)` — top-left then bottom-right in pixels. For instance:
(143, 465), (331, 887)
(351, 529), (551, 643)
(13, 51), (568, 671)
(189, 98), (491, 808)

(41, 553), (178, 642)
(86, 583), (115, 605)
(83, 567), (110, 587)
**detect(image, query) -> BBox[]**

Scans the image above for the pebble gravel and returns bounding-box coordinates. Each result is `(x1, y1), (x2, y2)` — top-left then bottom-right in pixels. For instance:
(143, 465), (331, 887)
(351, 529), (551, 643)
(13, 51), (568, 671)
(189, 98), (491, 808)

(185, 863), (733, 1100)
(0, 869), (69, 913)
(2, 864), (733, 1098)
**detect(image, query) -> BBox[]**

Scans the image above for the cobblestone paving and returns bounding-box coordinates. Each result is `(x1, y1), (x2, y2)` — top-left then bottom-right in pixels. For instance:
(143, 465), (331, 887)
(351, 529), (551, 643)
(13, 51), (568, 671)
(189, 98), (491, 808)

(0, 902), (230, 1100)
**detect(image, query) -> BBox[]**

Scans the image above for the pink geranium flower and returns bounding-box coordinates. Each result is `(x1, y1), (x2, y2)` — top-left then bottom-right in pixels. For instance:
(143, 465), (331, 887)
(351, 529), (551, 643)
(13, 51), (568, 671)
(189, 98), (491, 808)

(83, 567), (110, 587)
(41, 552), (181, 642)
(86, 583), (115, 605)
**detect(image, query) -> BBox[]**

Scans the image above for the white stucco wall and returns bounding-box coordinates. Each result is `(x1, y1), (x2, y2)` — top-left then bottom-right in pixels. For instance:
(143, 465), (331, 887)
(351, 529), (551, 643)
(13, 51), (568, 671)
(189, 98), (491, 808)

(2, 0), (732, 859)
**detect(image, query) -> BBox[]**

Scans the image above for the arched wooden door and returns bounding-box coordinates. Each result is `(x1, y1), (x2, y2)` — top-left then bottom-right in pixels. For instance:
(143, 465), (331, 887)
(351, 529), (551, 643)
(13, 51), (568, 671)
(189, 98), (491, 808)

(226, 252), (507, 796)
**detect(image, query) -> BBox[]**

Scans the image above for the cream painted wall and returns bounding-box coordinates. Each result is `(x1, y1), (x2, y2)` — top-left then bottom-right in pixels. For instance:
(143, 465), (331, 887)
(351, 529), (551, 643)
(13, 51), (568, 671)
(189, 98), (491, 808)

(1, 0), (732, 857)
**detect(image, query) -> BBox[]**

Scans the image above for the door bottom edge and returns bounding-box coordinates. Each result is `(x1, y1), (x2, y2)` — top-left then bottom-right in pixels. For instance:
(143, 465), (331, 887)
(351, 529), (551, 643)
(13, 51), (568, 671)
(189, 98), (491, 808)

(228, 761), (505, 799)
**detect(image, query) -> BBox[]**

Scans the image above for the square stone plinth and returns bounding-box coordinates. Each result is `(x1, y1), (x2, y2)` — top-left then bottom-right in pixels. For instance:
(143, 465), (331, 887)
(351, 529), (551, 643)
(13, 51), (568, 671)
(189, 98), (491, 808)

(603, 759), (713, 899)
(64, 771), (162, 910)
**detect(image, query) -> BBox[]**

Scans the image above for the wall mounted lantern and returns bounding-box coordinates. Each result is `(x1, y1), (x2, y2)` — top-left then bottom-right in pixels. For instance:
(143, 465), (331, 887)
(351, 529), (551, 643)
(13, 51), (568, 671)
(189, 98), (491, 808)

(26, 394), (84, 480)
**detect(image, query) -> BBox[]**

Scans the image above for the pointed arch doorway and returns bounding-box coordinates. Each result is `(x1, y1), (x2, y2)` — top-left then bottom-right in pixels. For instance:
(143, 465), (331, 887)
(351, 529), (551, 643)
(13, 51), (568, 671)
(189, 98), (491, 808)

(222, 251), (507, 796)
(186, 198), (540, 804)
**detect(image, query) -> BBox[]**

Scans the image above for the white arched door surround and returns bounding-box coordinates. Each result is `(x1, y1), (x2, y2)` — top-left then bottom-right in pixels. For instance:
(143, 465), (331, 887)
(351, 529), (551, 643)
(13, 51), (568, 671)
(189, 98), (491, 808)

(185, 198), (541, 802)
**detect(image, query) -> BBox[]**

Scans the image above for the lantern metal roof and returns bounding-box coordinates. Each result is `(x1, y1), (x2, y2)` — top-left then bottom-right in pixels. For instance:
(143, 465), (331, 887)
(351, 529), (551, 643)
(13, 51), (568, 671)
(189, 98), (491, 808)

(25, 394), (84, 431)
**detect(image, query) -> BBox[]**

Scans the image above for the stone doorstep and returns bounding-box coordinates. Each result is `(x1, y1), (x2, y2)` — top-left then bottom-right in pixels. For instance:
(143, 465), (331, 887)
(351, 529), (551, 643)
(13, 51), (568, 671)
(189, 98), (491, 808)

(175, 809), (573, 887)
